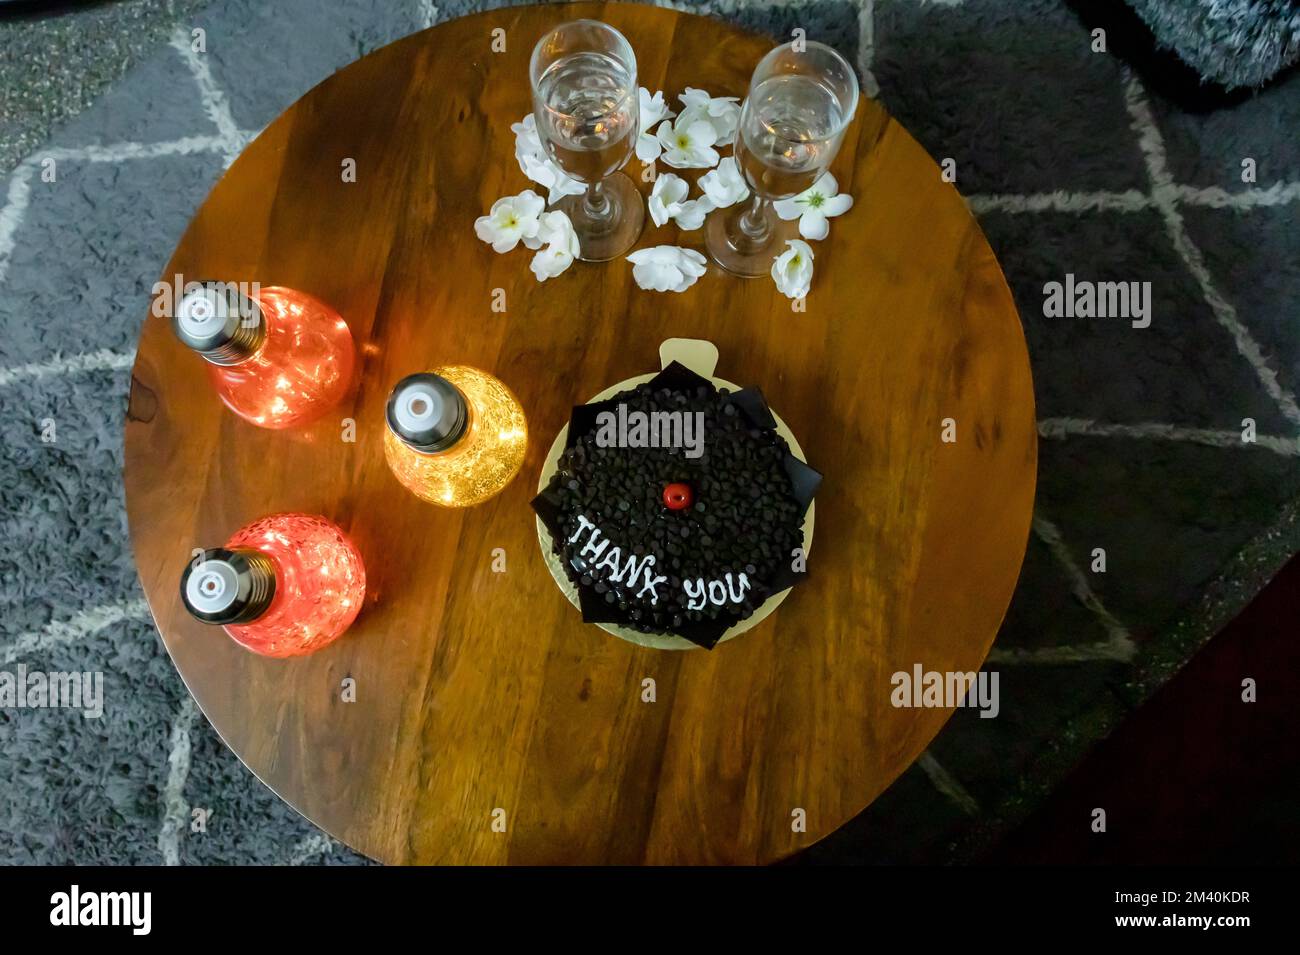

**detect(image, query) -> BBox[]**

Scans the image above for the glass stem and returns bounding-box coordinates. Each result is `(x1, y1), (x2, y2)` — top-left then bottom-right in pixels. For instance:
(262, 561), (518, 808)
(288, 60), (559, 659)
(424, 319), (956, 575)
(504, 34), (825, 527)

(737, 193), (771, 245)
(583, 179), (612, 221)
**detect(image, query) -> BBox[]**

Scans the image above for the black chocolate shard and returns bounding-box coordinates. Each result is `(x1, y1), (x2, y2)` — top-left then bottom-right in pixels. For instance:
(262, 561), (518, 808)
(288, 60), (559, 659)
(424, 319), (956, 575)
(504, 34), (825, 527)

(783, 454), (823, 520)
(647, 360), (713, 393)
(565, 396), (622, 450)
(577, 583), (625, 624)
(677, 618), (728, 649)
(730, 387), (778, 431)
(530, 482), (564, 531)
(766, 548), (805, 593)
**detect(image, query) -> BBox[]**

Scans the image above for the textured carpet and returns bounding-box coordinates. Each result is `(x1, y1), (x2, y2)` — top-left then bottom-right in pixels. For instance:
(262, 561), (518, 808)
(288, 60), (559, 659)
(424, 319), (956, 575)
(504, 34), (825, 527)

(1126, 0), (1300, 89)
(1, 0), (1297, 865)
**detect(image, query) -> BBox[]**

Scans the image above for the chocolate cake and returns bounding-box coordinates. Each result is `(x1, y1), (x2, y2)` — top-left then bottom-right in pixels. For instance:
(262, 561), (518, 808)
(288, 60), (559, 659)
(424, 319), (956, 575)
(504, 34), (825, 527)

(532, 361), (821, 649)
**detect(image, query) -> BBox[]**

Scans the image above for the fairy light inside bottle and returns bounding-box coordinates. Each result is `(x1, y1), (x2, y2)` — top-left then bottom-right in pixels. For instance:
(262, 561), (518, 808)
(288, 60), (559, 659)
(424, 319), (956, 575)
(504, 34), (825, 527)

(384, 365), (528, 508)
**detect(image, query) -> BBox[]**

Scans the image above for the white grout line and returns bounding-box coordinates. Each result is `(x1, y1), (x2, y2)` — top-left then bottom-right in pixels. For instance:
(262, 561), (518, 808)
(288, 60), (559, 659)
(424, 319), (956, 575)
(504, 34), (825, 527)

(968, 189), (1152, 215)
(1032, 514), (1134, 653)
(418, 0), (438, 30)
(158, 696), (199, 866)
(987, 637), (1136, 664)
(968, 182), (1300, 216)
(0, 347), (135, 389)
(991, 514), (1137, 666)
(857, 0), (882, 99)
(917, 751), (980, 815)
(0, 163), (34, 286)
(1, 598), (150, 667)
(285, 833), (338, 866)
(45, 134), (235, 165)
(649, 0), (705, 14)
(169, 27), (245, 166)
(1, 134), (238, 289)
(1123, 72), (1300, 429)
(1039, 416), (1300, 457)
(1172, 180), (1300, 209)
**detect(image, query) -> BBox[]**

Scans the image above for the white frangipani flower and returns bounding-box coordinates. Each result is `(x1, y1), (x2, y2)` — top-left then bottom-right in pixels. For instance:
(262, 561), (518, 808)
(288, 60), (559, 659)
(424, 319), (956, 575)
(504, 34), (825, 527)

(474, 190), (545, 253)
(511, 114), (586, 204)
(635, 88), (675, 163)
(678, 87), (741, 146)
(773, 172), (853, 241)
(698, 157), (749, 208)
(771, 239), (814, 299)
(655, 113), (720, 169)
(647, 173), (714, 231)
(523, 210), (579, 281)
(627, 246), (708, 293)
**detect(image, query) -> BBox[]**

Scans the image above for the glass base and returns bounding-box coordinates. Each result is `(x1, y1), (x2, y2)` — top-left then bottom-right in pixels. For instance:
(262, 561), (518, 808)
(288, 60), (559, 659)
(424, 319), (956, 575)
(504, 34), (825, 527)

(555, 172), (645, 262)
(704, 203), (796, 278)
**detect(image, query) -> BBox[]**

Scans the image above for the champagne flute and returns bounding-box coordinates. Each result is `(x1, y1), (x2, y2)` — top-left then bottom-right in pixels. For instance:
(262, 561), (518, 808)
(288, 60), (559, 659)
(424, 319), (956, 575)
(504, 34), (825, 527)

(705, 40), (859, 276)
(530, 20), (645, 262)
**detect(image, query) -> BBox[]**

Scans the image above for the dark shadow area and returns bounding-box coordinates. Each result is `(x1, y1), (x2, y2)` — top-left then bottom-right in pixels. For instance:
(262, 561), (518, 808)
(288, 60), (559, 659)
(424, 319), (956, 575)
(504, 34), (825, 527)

(1062, 0), (1296, 111)
(0, 0), (120, 20)
(987, 550), (1300, 864)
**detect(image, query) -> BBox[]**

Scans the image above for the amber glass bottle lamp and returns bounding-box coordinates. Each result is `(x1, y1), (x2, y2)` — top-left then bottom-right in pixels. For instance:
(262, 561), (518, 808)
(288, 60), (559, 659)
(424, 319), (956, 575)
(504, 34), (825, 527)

(383, 366), (527, 507)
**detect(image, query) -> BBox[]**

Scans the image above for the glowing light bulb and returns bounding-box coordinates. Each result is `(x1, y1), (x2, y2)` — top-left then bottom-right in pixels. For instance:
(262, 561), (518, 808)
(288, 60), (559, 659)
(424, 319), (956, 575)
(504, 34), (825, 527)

(179, 513), (366, 658)
(173, 283), (355, 429)
(383, 365), (528, 507)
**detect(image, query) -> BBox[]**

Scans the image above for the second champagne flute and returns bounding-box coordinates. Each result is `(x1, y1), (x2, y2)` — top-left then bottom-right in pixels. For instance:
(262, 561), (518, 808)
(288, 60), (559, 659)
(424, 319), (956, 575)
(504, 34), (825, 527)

(530, 19), (644, 262)
(705, 40), (859, 277)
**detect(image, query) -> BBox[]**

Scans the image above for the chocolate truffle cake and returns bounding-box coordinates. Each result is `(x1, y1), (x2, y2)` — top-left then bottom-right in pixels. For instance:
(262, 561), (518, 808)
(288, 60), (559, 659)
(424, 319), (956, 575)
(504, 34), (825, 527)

(532, 361), (820, 649)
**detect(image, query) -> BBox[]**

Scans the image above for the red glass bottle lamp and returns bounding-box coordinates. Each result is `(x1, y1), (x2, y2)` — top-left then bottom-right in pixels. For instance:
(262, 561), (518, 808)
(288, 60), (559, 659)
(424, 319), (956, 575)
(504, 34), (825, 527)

(179, 513), (366, 658)
(173, 282), (355, 429)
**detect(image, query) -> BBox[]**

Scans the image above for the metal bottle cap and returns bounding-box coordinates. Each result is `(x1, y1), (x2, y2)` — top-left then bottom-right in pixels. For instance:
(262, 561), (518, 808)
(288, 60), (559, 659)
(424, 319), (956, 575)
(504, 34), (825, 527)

(173, 281), (266, 365)
(179, 547), (277, 625)
(386, 373), (468, 453)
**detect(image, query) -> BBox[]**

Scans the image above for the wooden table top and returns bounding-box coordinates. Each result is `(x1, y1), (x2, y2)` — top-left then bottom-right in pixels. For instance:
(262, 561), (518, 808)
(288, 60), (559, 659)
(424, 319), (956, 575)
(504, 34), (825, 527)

(124, 1), (1036, 865)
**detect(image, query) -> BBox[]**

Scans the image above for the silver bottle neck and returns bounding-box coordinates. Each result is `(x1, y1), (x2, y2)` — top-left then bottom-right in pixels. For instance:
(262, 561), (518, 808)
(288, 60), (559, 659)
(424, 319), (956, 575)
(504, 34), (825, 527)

(173, 282), (267, 365)
(180, 547), (277, 625)
(386, 373), (469, 453)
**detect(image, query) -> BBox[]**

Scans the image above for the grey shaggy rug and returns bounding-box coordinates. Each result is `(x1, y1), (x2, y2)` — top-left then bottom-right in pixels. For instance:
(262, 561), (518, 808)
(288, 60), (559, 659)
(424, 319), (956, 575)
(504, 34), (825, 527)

(1127, 0), (1300, 89)
(1, 0), (1297, 865)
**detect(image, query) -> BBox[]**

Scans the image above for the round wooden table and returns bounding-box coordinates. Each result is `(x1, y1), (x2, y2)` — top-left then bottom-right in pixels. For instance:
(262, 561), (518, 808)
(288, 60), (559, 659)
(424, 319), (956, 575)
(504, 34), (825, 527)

(124, 1), (1036, 864)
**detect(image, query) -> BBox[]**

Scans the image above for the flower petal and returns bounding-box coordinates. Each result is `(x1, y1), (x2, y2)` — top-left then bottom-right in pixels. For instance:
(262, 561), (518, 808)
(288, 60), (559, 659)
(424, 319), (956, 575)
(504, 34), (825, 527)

(658, 173), (689, 206)
(635, 132), (662, 163)
(686, 120), (719, 149)
(517, 190), (545, 219)
(639, 88), (674, 127)
(627, 246), (707, 292)
(812, 172), (838, 198)
(699, 157), (749, 208)
(656, 119), (677, 149)
(531, 243), (574, 281)
(674, 197), (714, 231)
(678, 88), (711, 112)
(771, 239), (814, 299)
(679, 249), (708, 275)
(821, 193), (853, 217)
(798, 211), (830, 241)
(772, 197), (802, 220)
(648, 196), (670, 228)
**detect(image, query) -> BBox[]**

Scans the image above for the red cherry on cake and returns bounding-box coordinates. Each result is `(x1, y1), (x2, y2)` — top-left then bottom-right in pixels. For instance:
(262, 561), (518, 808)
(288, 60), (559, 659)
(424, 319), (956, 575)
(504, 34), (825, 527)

(663, 482), (693, 511)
